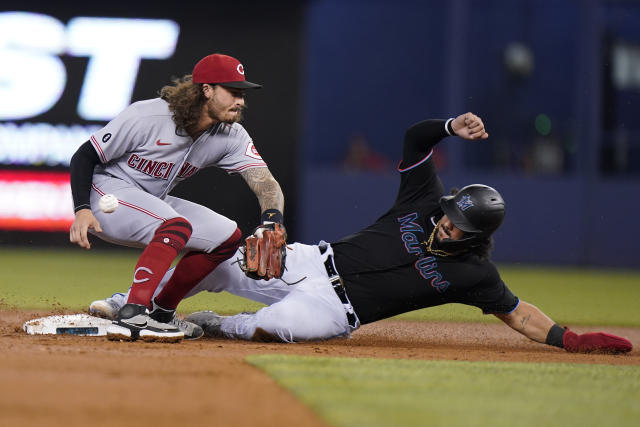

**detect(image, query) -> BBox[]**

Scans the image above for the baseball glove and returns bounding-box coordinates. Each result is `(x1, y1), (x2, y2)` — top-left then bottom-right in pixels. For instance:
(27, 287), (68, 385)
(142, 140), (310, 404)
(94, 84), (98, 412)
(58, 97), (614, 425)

(240, 223), (287, 280)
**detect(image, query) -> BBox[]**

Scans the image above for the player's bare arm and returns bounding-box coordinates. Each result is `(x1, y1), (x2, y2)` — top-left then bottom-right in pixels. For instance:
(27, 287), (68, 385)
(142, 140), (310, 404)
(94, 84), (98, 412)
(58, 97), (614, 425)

(239, 167), (285, 214)
(493, 301), (555, 343)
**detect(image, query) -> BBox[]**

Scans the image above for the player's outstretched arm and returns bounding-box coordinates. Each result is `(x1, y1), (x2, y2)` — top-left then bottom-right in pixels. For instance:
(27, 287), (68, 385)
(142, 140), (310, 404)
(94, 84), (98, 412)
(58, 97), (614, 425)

(493, 301), (554, 343)
(494, 300), (632, 354)
(238, 167), (287, 280)
(450, 112), (489, 140)
(239, 167), (285, 217)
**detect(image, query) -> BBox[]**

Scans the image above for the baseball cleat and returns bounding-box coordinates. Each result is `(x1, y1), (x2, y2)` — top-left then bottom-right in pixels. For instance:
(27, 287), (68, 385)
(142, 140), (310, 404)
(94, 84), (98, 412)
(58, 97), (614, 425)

(167, 317), (204, 340)
(149, 299), (204, 340)
(89, 292), (127, 320)
(184, 311), (226, 338)
(107, 303), (184, 343)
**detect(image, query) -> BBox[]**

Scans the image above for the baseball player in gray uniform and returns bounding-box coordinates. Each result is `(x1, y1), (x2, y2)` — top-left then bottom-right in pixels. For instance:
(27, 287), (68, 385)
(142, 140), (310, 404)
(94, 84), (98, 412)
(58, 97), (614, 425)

(69, 53), (285, 343)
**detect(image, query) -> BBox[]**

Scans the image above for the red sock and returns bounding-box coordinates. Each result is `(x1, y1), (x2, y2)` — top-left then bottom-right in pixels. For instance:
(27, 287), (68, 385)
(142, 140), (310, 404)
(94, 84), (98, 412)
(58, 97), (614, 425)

(154, 228), (242, 310)
(127, 218), (192, 309)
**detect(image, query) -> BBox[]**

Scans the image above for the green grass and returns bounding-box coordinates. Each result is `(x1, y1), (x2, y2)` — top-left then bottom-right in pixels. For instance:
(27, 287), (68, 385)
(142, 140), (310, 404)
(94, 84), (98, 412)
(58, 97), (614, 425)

(0, 248), (264, 314)
(247, 354), (640, 427)
(0, 248), (638, 326)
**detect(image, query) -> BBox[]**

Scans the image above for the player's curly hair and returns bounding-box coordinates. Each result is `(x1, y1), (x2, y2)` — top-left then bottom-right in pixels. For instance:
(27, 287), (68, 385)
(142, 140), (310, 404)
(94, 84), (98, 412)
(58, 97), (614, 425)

(159, 75), (206, 134)
(469, 236), (494, 261)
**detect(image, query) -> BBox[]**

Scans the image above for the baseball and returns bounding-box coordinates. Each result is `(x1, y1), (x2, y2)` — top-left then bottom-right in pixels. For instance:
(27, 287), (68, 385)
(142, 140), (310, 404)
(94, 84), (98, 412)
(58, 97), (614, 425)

(99, 194), (119, 213)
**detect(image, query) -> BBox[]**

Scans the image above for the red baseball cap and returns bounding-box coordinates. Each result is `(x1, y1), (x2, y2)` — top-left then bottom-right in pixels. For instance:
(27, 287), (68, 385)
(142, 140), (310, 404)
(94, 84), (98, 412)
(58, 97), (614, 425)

(192, 54), (261, 89)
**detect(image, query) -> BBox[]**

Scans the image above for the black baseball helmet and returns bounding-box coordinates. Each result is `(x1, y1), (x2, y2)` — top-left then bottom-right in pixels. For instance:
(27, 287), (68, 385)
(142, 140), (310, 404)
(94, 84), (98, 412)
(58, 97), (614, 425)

(439, 184), (506, 236)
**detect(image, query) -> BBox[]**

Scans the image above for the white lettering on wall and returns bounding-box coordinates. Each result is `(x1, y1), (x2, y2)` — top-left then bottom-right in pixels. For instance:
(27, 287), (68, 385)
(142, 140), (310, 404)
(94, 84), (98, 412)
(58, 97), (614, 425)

(67, 17), (179, 120)
(0, 12), (179, 121)
(0, 12), (67, 120)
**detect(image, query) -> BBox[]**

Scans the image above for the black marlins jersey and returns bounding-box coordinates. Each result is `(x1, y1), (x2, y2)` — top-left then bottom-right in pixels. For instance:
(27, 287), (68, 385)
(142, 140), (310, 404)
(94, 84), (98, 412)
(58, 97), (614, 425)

(331, 120), (519, 324)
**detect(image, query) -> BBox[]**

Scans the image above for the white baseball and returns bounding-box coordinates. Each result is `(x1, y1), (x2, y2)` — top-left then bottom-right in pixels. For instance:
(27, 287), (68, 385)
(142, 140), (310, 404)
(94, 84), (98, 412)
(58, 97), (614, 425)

(99, 194), (119, 213)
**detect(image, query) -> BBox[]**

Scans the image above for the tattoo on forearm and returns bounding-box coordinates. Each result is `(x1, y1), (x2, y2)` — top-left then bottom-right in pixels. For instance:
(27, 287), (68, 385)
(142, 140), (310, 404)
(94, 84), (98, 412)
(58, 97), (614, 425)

(240, 168), (284, 212)
(520, 315), (531, 331)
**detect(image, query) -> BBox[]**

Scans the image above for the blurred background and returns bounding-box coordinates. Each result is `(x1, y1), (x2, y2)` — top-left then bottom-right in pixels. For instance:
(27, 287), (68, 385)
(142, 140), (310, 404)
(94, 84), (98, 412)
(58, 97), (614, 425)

(1, 0), (639, 269)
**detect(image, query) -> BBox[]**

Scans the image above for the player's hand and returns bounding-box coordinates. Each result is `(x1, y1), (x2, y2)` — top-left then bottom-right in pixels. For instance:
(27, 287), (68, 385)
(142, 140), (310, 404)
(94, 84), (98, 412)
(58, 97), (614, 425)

(451, 112), (489, 140)
(69, 209), (102, 250)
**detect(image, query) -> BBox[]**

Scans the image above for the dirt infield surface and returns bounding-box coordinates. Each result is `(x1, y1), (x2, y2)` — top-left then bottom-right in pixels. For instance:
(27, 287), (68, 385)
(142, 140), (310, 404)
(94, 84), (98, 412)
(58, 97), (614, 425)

(2, 309), (639, 427)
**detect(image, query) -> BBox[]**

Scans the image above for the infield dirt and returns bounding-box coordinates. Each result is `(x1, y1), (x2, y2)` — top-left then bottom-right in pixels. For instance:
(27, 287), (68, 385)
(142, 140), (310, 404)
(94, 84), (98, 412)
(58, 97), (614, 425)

(2, 309), (639, 427)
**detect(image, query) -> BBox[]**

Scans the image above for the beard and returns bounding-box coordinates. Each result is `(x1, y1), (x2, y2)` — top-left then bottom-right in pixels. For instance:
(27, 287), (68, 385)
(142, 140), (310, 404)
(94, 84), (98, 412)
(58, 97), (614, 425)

(207, 101), (244, 124)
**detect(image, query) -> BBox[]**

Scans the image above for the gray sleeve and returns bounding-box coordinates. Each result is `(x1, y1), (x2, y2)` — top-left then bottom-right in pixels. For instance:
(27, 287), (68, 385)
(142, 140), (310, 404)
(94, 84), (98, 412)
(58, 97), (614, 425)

(216, 124), (267, 174)
(89, 104), (144, 163)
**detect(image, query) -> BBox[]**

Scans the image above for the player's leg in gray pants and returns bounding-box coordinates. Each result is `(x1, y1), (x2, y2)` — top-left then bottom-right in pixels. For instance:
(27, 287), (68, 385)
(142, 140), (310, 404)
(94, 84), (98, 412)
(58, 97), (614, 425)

(90, 179), (237, 252)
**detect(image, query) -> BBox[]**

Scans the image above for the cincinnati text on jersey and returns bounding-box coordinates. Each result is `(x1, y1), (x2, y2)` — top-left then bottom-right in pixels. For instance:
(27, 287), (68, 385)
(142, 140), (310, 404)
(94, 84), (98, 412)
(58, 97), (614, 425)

(126, 155), (199, 180)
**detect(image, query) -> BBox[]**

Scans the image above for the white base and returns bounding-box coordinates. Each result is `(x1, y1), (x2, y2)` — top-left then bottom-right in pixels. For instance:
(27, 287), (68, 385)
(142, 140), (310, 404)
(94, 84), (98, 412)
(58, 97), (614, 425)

(23, 314), (112, 336)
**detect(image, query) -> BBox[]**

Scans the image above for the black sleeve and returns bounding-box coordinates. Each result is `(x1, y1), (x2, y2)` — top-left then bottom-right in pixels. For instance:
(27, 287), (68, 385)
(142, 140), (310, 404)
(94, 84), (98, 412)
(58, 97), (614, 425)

(70, 141), (100, 213)
(386, 120), (449, 210)
(400, 119), (449, 168)
(463, 264), (520, 315)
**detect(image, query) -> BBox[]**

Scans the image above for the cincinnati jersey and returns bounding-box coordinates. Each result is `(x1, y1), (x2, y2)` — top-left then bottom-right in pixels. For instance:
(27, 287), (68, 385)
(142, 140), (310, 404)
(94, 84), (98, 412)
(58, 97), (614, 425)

(89, 98), (266, 198)
(332, 120), (518, 324)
